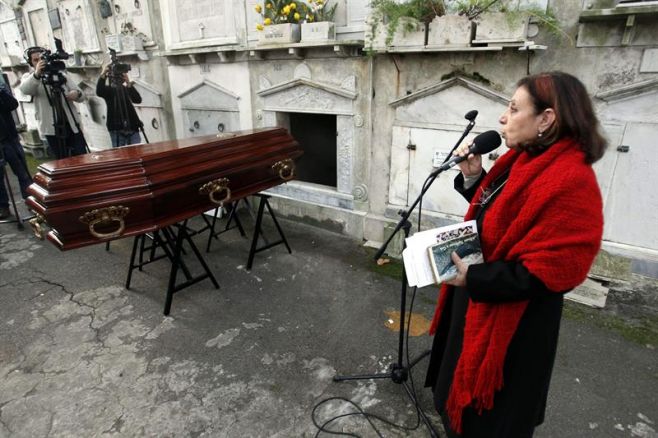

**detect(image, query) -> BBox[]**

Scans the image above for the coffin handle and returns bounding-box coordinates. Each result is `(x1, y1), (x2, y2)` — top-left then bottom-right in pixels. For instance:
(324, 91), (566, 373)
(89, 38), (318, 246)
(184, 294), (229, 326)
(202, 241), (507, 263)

(272, 159), (295, 181)
(79, 206), (130, 240)
(29, 213), (46, 240)
(199, 177), (231, 207)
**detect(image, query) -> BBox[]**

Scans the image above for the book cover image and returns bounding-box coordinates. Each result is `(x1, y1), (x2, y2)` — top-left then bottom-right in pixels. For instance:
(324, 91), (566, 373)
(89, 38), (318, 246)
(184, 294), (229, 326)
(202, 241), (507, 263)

(428, 226), (483, 284)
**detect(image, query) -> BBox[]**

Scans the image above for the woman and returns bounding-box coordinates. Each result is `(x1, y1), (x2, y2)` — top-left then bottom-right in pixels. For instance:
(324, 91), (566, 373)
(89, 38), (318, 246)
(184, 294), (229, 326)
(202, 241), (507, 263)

(425, 71), (607, 437)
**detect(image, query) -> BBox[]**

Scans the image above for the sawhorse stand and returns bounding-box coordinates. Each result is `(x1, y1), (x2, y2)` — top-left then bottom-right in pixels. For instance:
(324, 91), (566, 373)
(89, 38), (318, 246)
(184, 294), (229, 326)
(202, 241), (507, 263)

(246, 194), (291, 270)
(125, 220), (219, 315)
(205, 200), (248, 253)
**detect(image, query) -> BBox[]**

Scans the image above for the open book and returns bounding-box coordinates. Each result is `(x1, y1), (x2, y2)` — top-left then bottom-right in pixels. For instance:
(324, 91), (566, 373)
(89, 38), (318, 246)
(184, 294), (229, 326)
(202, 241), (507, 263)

(402, 220), (483, 287)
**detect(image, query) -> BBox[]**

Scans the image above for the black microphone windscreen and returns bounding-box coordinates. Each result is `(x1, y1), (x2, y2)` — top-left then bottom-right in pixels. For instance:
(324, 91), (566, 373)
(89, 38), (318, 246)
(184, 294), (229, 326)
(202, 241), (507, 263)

(472, 130), (502, 154)
(464, 110), (478, 121)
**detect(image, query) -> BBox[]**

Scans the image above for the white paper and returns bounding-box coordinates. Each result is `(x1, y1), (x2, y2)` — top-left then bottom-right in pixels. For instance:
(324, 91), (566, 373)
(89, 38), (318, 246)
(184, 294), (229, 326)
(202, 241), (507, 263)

(403, 220), (479, 288)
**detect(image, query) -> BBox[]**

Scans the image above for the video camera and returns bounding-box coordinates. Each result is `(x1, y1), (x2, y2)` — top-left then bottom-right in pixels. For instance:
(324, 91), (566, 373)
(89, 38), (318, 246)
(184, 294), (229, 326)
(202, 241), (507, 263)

(107, 48), (131, 85)
(39, 38), (70, 87)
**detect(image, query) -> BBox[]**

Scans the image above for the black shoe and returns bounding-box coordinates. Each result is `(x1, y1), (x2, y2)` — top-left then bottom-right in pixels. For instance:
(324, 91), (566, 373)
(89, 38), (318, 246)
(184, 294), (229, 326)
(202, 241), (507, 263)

(0, 207), (10, 220)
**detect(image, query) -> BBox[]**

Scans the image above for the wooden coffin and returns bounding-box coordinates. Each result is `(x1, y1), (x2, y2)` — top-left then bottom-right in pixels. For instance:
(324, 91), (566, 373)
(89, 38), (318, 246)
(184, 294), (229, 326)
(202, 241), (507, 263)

(26, 128), (302, 250)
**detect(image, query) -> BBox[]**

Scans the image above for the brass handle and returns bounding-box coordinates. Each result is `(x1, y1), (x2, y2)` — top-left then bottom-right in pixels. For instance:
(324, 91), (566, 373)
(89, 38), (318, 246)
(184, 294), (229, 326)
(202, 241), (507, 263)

(199, 177), (231, 207)
(272, 159), (295, 181)
(29, 213), (46, 240)
(79, 206), (130, 239)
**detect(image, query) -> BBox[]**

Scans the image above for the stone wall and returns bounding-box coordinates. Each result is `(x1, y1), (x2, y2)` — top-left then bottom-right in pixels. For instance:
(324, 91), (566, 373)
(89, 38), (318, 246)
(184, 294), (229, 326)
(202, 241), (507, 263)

(2, 0), (657, 279)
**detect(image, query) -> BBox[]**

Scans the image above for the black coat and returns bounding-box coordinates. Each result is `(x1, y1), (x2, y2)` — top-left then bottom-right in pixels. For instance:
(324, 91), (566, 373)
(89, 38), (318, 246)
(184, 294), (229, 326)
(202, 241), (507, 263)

(425, 172), (564, 438)
(0, 83), (19, 142)
(96, 76), (142, 133)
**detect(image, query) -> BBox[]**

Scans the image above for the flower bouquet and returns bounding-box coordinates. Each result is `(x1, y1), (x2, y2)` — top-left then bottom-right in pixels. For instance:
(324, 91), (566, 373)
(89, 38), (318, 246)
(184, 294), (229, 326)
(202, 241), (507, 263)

(255, 1), (307, 44)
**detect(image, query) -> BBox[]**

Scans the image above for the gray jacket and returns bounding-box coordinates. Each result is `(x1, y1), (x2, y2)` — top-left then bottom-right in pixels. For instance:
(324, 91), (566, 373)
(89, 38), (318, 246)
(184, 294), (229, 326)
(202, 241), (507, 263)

(19, 71), (85, 136)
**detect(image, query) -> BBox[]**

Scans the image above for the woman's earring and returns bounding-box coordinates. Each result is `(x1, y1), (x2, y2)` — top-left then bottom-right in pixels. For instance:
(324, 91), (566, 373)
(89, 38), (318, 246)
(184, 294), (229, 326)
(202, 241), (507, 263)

(537, 130), (543, 138)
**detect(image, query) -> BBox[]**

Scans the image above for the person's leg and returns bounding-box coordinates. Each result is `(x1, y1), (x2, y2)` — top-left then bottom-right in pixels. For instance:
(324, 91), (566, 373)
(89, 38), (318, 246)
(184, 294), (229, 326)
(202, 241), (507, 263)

(0, 162), (9, 211)
(110, 131), (120, 148)
(69, 130), (88, 156)
(128, 131), (141, 145)
(45, 135), (65, 159)
(0, 145), (10, 217)
(117, 133), (129, 147)
(2, 137), (33, 198)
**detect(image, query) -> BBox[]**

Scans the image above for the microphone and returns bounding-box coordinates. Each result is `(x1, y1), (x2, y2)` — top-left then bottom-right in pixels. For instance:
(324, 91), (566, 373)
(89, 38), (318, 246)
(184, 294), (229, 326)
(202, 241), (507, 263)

(434, 130), (501, 173)
(464, 110), (478, 122)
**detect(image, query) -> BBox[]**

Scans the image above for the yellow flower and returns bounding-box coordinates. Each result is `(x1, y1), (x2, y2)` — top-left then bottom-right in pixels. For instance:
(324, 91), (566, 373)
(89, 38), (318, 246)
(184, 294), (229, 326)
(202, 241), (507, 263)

(265, 2), (272, 8)
(254, 4), (262, 13)
(294, 12), (300, 20)
(256, 23), (264, 31)
(290, 2), (296, 9)
(316, 0), (323, 4)
(264, 17), (272, 25)
(282, 5), (290, 14)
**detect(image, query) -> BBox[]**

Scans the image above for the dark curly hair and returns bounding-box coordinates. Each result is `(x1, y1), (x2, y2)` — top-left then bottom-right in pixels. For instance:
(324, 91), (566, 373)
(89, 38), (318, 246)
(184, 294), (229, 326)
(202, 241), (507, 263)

(517, 71), (607, 164)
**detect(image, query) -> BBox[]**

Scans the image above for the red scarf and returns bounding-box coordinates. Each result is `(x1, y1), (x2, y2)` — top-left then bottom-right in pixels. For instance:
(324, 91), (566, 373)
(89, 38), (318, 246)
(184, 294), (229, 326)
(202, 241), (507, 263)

(429, 138), (604, 434)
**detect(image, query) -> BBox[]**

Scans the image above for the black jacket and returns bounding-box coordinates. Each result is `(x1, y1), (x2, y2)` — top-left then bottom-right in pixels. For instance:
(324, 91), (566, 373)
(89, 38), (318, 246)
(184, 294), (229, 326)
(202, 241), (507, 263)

(96, 76), (143, 132)
(0, 83), (19, 142)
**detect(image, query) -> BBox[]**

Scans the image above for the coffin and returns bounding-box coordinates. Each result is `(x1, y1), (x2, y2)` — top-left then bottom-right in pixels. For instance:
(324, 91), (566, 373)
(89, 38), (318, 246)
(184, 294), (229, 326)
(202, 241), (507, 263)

(26, 128), (302, 250)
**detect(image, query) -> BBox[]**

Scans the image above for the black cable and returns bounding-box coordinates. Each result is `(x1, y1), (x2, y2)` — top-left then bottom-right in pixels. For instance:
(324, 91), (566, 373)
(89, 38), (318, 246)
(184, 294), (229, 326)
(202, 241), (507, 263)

(316, 169), (439, 438)
(312, 396), (425, 438)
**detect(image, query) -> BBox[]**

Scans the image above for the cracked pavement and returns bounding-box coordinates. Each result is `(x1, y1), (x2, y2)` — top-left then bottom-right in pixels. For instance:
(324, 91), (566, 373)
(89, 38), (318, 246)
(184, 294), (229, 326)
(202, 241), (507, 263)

(1, 210), (657, 437)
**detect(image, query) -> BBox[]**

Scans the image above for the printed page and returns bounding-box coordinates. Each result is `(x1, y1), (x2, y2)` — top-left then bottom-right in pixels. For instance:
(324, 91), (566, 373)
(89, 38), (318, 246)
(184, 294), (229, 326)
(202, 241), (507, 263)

(402, 220), (479, 288)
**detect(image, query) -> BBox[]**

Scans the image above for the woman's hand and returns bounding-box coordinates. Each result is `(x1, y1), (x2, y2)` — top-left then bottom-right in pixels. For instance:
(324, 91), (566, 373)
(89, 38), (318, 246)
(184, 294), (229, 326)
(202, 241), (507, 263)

(444, 252), (468, 287)
(454, 140), (482, 177)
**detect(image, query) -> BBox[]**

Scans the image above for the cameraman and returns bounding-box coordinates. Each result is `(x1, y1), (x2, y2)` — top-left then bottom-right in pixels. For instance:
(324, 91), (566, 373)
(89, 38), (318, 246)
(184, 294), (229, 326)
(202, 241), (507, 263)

(96, 63), (142, 147)
(0, 77), (32, 220)
(19, 46), (88, 159)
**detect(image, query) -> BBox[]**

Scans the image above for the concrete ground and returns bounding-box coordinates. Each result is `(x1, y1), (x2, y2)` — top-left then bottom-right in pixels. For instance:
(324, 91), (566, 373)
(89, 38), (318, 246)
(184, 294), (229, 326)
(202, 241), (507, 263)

(1, 178), (657, 437)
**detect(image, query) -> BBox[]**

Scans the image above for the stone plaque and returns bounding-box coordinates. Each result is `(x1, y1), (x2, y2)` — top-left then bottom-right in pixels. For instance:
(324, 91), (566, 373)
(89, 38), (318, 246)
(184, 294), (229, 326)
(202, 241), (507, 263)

(565, 278), (609, 308)
(58, 0), (100, 52)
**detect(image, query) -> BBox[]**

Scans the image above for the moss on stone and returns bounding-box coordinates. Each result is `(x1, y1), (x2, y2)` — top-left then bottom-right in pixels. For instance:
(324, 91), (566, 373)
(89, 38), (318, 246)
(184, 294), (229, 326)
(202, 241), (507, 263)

(563, 301), (658, 347)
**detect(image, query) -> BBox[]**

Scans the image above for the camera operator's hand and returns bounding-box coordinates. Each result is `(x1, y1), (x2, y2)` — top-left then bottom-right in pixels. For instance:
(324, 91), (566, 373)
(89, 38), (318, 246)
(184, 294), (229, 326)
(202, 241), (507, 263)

(34, 60), (46, 78)
(65, 89), (81, 101)
(122, 73), (133, 87)
(100, 63), (110, 79)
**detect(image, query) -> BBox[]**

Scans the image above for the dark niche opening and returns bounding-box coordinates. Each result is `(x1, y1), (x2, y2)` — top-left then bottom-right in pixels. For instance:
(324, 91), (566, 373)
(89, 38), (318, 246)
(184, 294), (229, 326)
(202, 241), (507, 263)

(288, 112), (337, 188)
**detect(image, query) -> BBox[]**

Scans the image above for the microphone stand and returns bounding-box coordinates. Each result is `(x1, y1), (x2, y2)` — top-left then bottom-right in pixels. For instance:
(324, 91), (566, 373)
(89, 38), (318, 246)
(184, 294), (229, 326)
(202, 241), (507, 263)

(333, 113), (478, 438)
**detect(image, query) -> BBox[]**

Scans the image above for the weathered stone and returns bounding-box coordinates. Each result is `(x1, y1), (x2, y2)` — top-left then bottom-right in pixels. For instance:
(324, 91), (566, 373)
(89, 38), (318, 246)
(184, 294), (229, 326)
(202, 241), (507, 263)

(590, 249), (633, 282)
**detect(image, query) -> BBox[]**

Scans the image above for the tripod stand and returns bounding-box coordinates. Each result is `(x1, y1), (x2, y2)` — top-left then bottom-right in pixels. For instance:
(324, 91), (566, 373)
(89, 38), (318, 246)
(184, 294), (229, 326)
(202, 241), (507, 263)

(42, 78), (89, 159)
(333, 111), (479, 437)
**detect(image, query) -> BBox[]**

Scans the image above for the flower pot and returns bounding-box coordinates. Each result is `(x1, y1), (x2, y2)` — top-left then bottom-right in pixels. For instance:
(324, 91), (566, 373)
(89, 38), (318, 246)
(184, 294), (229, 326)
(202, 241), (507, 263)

(301, 21), (336, 42)
(426, 15), (474, 48)
(121, 35), (144, 52)
(258, 23), (302, 45)
(366, 15), (426, 51)
(474, 12), (529, 44)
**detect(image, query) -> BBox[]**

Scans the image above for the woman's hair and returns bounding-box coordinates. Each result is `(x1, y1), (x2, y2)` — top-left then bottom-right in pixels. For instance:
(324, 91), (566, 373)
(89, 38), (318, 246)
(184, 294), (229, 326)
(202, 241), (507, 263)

(517, 71), (607, 163)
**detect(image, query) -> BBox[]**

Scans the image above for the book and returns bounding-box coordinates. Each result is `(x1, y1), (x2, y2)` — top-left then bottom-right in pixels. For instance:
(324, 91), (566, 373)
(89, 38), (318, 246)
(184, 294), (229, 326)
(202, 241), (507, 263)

(402, 220), (483, 287)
